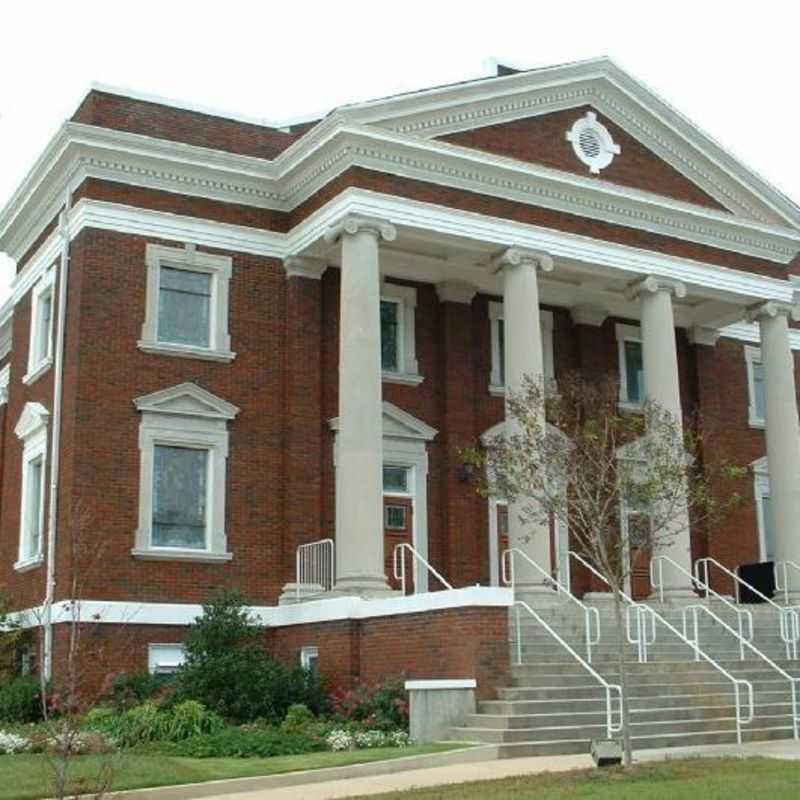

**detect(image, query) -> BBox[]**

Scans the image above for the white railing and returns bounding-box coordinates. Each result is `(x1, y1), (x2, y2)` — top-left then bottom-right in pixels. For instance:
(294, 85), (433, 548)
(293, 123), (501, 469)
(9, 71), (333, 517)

(392, 543), (452, 595)
(295, 539), (335, 600)
(502, 548), (600, 663)
(775, 561), (800, 606)
(511, 600), (623, 739)
(696, 557), (800, 660)
(683, 603), (799, 740)
(569, 551), (656, 663)
(651, 555), (754, 660)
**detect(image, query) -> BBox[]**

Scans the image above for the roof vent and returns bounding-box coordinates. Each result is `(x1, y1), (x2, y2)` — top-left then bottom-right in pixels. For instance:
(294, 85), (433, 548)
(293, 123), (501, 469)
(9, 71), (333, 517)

(566, 112), (620, 174)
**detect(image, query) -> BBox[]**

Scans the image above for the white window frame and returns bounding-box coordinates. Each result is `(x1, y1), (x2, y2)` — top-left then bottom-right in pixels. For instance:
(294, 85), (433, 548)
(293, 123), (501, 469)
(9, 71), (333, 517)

(23, 268), (55, 385)
(752, 457), (774, 562)
(616, 323), (644, 410)
(133, 383), (239, 562)
(488, 303), (554, 396)
(300, 645), (320, 672)
(0, 364), (9, 407)
(148, 643), (186, 675)
(381, 282), (422, 386)
(139, 243), (235, 362)
(14, 402), (50, 572)
(745, 346), (766, 429)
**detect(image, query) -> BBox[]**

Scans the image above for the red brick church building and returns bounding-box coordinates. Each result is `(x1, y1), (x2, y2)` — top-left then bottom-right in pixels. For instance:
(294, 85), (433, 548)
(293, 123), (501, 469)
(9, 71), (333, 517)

(1, 58), (800, 685)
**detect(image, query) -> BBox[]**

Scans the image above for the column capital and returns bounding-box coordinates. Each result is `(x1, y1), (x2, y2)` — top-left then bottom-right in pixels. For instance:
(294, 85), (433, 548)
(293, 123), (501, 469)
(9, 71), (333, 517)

(570, 304), (608, 327)
(283, 256), (328, 280)
(436, 280), (477, 304)
(625, 276), (686, 301)
(491, 247), (554, 275)
(747, 300), (800, 323)
(324, 215), (397, 245)
(687, 326), (720, 347)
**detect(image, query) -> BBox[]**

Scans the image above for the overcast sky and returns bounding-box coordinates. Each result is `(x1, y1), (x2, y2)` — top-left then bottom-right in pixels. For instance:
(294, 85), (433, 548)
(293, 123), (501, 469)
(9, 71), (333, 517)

(1, 2), (799, 303)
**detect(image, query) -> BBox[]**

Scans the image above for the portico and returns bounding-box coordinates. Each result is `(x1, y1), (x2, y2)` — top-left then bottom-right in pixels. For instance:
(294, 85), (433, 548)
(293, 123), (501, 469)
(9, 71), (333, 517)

(295, 194), (800, 600)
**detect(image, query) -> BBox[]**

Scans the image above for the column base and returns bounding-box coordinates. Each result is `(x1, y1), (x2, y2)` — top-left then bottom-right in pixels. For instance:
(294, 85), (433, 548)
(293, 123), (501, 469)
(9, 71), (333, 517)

(648, 587), (698, 603)
(514, 583), (562, 608)
(331, 574), (397, 599)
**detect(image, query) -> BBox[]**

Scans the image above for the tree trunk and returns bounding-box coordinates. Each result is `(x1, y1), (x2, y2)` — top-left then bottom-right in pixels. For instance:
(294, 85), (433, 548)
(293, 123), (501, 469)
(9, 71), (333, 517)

(613, 591), (633, 767)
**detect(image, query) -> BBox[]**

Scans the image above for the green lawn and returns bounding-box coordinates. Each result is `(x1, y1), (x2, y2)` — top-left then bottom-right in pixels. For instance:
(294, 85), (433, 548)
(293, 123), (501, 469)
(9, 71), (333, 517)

(0, 744), (464, 800)
(346, 758), (800, 799)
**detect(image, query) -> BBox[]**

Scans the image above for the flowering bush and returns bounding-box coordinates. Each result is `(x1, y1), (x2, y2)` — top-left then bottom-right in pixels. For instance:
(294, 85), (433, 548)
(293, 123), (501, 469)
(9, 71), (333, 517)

(329, 679), (409, 732)
(326, 727), (411, 751)
(0, 730), (30, 754)
(326, 729), (354, 752)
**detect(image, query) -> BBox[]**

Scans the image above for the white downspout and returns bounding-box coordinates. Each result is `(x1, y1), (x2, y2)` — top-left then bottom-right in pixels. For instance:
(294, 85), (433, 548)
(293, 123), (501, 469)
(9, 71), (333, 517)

(42, 192), (71, 679)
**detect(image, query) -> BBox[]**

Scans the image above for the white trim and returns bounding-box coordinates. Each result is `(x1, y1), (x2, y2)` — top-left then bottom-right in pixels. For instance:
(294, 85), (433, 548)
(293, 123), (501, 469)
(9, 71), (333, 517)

(14, 402), (49, 571)
(405, 679), (476, 690)
(11, 586), (514, 629)
(147, 642), (186, 675)
(133, 383), (239, 560)
(0, 317), (12, 361)
(23, 267), (56, 385)
(752, 456), (773, 562)
(140, 243), (235, 362)
(616, 323), (644, 409)
(381, 281), (421, 383)
(0, 364), (9, 406)
(566, 111), (620, 174)
(744, 345), (766, 429)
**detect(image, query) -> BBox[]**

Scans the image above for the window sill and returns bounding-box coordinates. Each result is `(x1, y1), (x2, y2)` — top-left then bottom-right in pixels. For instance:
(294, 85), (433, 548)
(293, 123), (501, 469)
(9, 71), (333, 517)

(618, 401), (644, 414)
(489, 381), (559, 398)
(382, 371), (424, 386)
(131, 547), (233, 563)
(14, 555), (44, 573)
(748, 416), (765, 430)
(138, 340), (236, 363)
(22, 358), (53, 386)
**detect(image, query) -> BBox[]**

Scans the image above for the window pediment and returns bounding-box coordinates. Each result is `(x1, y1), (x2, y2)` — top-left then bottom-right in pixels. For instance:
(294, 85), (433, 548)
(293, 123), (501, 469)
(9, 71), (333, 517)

(15, 402), (49, 440)
(134, 382), (239, 421)
(329, 401), (437, 442)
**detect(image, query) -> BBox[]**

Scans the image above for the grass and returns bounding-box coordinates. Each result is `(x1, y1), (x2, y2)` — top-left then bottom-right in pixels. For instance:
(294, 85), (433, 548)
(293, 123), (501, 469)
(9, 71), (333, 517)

(0, 743), (464, 800)
(344, 757), (800, 799)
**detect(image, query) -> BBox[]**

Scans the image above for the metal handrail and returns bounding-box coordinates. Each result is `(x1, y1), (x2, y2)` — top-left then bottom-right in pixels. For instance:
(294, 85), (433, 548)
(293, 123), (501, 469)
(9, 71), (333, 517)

(511, 600), (623, 738)
(295, 538), (335, 600)
(683, 603), (799, 740)
(696, 557), (800, 660)
(775, 561), (800, 606)
(569, 551), (656, 662)
(651, 555), (754, 660)
(502, 548), (601, 663)
(392, 543), (452, 595)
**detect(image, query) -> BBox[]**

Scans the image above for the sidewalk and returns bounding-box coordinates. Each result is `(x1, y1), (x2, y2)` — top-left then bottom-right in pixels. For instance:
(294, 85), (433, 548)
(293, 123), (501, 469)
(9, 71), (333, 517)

(197, 739), (800, 800)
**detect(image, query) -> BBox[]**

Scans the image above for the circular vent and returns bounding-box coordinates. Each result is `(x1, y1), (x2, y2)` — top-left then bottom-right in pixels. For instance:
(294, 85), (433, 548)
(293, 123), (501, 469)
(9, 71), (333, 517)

(566, 112), (620, 174)
(578, 128), (602, 160)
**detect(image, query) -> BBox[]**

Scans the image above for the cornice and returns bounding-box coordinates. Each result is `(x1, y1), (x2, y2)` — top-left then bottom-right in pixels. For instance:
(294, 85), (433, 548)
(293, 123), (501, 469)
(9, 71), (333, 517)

(3, 118), (800, 269)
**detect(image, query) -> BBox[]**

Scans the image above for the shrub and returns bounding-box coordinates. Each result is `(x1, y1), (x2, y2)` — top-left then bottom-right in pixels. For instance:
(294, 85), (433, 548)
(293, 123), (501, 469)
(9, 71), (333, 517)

(163, 725), (326, 759)
(108, 671), (173, 711)
(329, 679), (408, 732)
(174, 591), (328, 723)
(165, 700), (225, 742)
(0, 730), (31, 754)
(107, 702), (167, 747)
(0, 676), (43, 724)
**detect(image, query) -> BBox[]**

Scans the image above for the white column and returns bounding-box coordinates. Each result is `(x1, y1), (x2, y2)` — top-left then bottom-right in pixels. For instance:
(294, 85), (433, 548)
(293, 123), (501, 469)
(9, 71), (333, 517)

(493, 248), (554, 595)
(325, 216), (396, 596)
(751, 302), (800, 595)
(629, 276), (693, 595)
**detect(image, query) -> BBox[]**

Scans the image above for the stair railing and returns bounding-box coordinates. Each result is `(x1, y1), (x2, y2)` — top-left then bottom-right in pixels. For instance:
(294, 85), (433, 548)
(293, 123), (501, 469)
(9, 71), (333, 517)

(570, 552), (754, 743)
(568, 551), (655, 663)
(295, 538), (335, 600)
(651, 555), (754, 660)
(392, 543), (452, 596)
(775, 561), (800, 606)
(511, 599), (623, 739)
(683, 603), (799, 740)
(502, 548), (601, 663)
(696, 557), (800, 660)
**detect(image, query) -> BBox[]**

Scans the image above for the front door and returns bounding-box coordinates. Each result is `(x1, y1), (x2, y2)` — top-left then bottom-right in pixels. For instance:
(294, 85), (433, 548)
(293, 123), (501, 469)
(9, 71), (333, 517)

(383, 465), (414, 591)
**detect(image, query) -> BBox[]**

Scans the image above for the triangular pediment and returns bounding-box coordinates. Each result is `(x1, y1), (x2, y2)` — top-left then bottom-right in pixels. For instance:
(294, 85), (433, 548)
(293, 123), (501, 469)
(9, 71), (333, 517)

(345, 58), (799, 228)
(329, 401), (437, 442)
(134, 382), (239, 420)
(15, 402), (49, 440)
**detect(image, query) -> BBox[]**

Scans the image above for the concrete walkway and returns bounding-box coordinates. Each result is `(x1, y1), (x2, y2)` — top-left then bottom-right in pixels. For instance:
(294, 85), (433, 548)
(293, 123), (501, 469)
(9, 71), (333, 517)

(171, 739), (800, 800)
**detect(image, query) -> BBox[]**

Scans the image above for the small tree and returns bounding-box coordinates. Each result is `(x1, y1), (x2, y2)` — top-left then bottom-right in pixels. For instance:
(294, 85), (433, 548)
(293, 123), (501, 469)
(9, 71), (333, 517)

(469, 373), (745, 765)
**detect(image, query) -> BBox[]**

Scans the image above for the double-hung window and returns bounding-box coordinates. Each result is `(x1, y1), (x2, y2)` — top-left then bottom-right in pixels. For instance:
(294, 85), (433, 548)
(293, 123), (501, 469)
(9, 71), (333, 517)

(133, 382), (239, 562)
(745, 346), (766, 428)
(380, 283), (422, 385)
(616, 324), (644, 408)
(140, 244), (234, 362)
(488, 303), (555, 395)
(24, 269), (56, 385)
(14, 402), (49, 571)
